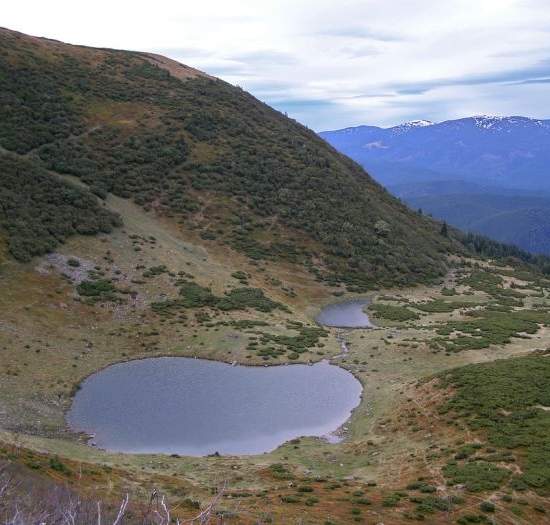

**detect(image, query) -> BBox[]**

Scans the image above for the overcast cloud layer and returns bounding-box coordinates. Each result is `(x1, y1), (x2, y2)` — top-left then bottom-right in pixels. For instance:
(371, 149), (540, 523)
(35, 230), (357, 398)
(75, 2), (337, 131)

(4, 0), (550, 130)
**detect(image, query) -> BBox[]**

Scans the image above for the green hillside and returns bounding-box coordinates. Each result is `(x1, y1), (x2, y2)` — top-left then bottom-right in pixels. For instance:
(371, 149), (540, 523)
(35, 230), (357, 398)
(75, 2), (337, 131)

(0, 27), (459, 290)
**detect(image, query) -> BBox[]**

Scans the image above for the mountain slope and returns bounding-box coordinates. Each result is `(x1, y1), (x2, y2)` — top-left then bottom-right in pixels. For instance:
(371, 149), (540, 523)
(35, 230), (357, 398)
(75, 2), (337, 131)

(0, 27), (458, 290)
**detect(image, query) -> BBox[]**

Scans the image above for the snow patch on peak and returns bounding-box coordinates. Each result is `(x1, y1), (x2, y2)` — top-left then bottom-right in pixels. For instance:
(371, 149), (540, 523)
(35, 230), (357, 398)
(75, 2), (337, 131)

(471, 115), (544, 130)
(472, 115), (506, 130)
(390, 120), (434, 134)
(405, 119), (433, 127)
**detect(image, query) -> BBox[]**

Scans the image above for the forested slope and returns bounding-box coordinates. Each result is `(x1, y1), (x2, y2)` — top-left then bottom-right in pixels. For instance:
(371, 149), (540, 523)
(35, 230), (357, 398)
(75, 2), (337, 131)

(0, 27), (460, 290)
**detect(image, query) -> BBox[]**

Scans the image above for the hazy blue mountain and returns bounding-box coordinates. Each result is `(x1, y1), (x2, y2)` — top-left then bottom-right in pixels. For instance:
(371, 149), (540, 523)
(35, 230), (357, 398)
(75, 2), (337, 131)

(388, 179), (503, 199)
(406, 193), (550, 254)
(321, 116), (550, 254)
(321, 116), (550, 191)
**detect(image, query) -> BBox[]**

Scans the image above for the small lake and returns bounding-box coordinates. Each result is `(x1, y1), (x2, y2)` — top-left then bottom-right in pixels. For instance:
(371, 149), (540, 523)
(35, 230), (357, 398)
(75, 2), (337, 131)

(67, 357), (362, 456)
(316, 298), (372, 328)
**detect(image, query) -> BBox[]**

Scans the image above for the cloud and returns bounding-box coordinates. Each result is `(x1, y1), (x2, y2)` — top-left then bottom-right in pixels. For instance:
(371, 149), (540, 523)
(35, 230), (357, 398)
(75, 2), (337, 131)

(225, 50), (298, 66)
(396, 87), (430, 96)
(4, 0), (550, 129)
(152, 47), (214, 58)
(342, 93), (396, 100)
(270, 98), (351, 131)
(318, 25), (404, 42)
(271, 98), (335, 109)
(339, 44), (381, 59)
(203, 63), (252, 76)
(390, 58), (550, 96)
(511, 77), (550, 85)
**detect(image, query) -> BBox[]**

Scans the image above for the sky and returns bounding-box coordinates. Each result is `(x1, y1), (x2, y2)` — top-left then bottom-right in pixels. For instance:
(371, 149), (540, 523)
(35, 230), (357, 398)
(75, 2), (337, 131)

(4, 0), (550, 130)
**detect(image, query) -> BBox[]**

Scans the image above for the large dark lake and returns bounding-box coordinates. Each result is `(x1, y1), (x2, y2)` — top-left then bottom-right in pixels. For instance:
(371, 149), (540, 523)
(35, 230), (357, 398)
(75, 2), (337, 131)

(67, 357), (362, 456)
(316, 298), (372, 328)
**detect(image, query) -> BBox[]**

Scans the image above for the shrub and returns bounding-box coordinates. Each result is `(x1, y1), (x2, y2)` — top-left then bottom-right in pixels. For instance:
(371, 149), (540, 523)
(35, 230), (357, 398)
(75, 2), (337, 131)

(268, 464), (293, 480)
(382, 492), (403, 507)
(369, 303), (420, 322)
(443, 462), (508, 492)
(480, 501), (495, 513)
(49, 456), (69, 474)
(76, 279), (119, 302)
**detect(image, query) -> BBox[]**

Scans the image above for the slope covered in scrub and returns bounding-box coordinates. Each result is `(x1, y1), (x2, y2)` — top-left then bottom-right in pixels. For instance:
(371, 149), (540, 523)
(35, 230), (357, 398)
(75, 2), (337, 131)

(0, 153), (120, 261)
(0, 27), (457, 289)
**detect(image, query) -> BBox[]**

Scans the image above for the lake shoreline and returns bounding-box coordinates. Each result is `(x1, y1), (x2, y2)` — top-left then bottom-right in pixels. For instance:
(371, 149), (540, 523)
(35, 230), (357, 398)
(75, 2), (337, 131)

(67, 355), (363, 457)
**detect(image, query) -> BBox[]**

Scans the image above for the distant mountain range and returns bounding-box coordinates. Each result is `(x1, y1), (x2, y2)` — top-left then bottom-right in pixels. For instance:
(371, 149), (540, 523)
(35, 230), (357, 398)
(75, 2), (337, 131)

(321, 116), (550, 254)
(320, 116), (550, 190)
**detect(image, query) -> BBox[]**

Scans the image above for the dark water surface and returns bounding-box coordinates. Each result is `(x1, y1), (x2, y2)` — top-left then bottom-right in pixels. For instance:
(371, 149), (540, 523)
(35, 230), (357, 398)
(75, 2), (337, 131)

(316, 298), (372, 328)
(67, 357), (362, 456)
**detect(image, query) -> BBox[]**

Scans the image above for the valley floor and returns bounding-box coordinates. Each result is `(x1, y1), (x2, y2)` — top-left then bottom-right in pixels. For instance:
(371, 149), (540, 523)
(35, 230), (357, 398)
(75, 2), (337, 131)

(1, 195), (549, 523)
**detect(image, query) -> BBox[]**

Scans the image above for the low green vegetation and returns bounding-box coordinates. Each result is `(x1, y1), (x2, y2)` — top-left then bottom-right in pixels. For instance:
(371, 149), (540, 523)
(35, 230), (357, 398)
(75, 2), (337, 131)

(409, 496), (455, 516)
(382, 492), (405, 507)
(177, 281), (218, 308)
(220, 319), (270, 329)
(142, 265), (168, 278)
(456, 513), (491, 524)
(461, 270), (525, 304)
(480, 501), (495, 513)
(412, 298), (476, 313)
(431, 308), (550, 352)
(0, 153), (120, 261)
(442, 461), (509, 492)
(76, 279), (122, 303)
(252, 324), (328, 359)
(438, 355), (550, 492)
(48, 456), (70, 475)
(231, 270), (249, 284)
(369, 303), (420, 322)
(217, 287), (289, 313)
(269, 463), (293, 480)
(370, 294), (483, 325)
(152, 280), (287, 315)
(406, 481), (437, 493)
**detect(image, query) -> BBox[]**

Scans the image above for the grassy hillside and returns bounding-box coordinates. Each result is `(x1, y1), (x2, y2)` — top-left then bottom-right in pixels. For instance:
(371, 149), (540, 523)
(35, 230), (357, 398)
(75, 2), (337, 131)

(0, 27), (460, 290)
